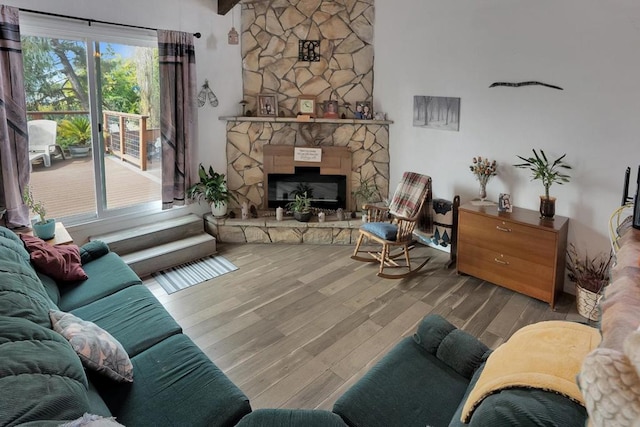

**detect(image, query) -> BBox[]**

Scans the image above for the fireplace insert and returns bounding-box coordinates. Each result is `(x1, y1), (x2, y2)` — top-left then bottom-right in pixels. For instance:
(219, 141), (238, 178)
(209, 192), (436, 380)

(267, 167), (347, 210)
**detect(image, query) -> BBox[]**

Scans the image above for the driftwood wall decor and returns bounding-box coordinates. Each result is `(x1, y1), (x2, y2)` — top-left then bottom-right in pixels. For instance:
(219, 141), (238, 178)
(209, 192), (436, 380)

(489, 81), (563, 91)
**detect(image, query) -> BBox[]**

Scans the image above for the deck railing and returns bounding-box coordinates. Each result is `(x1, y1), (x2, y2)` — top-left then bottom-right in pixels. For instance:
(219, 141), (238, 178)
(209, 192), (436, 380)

(27, 111), (160, 171)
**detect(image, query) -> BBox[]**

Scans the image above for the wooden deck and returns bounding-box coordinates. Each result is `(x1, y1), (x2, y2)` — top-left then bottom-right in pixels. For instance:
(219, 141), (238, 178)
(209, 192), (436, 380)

(29, 154), (161, 220)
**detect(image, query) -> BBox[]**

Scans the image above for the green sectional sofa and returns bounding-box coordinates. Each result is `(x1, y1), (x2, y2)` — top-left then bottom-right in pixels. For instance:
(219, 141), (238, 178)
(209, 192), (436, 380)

(0, 223), (594, 427)
(0, 227), (250, 426)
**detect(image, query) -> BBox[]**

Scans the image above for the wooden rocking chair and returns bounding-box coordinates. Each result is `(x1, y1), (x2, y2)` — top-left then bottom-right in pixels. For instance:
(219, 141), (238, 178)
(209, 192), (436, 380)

(351, 171), (432, 279)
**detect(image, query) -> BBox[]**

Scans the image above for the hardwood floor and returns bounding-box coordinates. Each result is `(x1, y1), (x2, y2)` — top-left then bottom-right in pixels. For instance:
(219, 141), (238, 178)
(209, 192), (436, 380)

(144, 242), (586, 410)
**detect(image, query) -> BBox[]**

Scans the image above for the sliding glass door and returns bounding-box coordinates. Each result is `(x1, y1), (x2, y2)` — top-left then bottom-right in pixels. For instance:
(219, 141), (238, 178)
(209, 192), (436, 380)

(21, 14), (160, 224)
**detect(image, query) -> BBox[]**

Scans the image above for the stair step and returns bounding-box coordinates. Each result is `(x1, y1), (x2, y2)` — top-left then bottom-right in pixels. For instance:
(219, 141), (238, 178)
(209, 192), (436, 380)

(121, 233), (217, 278)
(91, 214), (203, 256)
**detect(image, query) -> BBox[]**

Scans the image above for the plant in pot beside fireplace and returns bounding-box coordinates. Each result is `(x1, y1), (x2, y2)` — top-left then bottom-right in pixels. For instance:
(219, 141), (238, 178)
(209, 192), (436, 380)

(287, 191), (312, 222)
(187, 164), (237, 218)
(513, 149), (572, 219)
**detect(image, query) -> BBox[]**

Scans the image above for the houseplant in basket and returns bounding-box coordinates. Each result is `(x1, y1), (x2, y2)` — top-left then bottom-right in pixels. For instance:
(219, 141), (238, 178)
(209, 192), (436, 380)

(513, 149), (572, 219)
(22, 185), (55, 240)
(352, 174), (381, 219)
(566, 243), (613, 321)
(187, 164), (237, 218)
(287, 191), (312, 222)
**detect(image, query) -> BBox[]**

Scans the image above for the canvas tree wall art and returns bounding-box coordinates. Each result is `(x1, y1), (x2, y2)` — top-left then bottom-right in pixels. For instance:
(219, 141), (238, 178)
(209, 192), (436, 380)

(413, 96), (460, 131)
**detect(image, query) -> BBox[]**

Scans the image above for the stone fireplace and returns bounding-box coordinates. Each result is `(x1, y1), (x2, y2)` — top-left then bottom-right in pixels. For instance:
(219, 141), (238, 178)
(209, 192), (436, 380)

(224, 118), (391, 213)
(221, 1), (387, 213)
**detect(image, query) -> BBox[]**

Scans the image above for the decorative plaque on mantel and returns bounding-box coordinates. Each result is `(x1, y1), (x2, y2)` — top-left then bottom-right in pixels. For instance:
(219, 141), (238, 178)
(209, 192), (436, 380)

(294, 147), (322, 162)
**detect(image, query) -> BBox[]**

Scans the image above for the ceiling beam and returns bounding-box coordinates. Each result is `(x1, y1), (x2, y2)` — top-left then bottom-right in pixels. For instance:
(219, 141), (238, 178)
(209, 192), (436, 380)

(218, 0), (241, 15)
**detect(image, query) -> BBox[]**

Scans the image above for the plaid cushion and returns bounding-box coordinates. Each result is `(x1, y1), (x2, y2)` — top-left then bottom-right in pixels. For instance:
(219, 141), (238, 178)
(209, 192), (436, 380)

(389, 172), (431, 218)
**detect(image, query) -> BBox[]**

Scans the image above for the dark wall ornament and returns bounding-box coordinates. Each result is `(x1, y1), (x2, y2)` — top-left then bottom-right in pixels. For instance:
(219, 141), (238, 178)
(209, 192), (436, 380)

(298, 40), (320, 62)
(489, 81), (563, 91)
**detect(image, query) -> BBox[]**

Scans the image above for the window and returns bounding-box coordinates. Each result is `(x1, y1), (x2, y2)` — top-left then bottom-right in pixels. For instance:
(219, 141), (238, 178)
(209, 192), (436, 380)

(21, 13), (161, 224)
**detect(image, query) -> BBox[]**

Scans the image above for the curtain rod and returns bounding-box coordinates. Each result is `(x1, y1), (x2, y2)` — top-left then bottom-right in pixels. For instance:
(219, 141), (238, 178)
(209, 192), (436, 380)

(19, 8), (201, 39)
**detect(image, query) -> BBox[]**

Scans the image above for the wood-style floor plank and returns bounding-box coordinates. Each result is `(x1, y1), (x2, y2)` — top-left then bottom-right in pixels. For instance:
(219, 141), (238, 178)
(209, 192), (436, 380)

(144, 242), (583, 410)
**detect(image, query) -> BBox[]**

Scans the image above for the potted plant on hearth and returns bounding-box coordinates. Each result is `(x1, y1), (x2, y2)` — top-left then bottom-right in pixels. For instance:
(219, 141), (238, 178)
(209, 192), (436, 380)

(352, 174), (381, 220)
(513, 149), (572, 219)
(58, 116), (92, 157)
(187, 164), (238, 218)
(22, 185), (56, 240)
(566, 243), (613, 321)
(287, 191), (312, 222)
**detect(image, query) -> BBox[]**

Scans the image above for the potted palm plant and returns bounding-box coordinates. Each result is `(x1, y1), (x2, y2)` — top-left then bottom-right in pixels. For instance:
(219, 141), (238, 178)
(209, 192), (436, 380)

(22, 185), (55, 240)
(352, 174), (381, 220)
(59, 116), (92, 157)
(566, 243), (612, 321)
(187, 164), (237, 217)
(287, 191), (312, 222)
(513, 149), (572, 219)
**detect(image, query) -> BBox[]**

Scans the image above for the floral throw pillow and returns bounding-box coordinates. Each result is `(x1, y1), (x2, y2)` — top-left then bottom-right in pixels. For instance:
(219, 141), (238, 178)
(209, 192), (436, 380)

(49, 310), (133, 382)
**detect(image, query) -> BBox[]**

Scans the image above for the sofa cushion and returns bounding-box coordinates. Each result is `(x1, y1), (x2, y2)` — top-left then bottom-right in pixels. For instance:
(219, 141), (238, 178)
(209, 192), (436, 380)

(413, 314), (490, 379)
(71, 285), (182, 357)
(94, 333), (251, 427)
(0, 258), (56, 327)
(333, 336), (470, 427)
(448, 363), (587, 427)
(50, 310), (134, 383)
(0, 226), (31, 261)
(0, 316), (90, 424)
(20, 234), (88, 282)
(79, 240), (110, 264)
(236, 409), (348, 427)
(58, 252), (142, 311)
(461, 320), (600, 423)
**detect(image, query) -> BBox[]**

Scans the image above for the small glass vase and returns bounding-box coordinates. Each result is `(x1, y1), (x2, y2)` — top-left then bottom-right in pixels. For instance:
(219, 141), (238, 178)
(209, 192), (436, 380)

(479, 182), (487, 201)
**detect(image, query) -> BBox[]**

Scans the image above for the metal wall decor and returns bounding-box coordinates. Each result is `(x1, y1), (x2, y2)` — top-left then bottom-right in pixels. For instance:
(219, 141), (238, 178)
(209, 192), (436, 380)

(298, 40), (320, 62)
(489, 81), (563, 91)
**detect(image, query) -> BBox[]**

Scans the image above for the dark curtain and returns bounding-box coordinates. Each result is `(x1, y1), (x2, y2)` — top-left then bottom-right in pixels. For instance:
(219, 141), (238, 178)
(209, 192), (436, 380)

(0, 5), (29, 228)
(157, 30), (196, 209)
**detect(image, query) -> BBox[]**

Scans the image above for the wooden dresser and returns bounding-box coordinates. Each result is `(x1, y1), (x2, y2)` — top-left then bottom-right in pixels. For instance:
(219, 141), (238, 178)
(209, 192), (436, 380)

(457, 203), (569, 308)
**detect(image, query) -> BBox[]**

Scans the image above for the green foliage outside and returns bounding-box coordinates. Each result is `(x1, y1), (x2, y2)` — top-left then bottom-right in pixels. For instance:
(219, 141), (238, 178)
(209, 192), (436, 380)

(58, 116), (91, 148)
(22, 36), (160, 129)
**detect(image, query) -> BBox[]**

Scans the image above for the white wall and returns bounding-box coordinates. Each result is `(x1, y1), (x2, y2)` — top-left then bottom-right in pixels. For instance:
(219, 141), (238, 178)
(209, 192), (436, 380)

(375, 0), (640, 257)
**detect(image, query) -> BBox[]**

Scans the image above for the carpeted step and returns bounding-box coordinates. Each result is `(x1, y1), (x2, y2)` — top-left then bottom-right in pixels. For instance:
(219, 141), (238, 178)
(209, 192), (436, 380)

(121, 233), (217, 278)
(90, 214), (203, 256)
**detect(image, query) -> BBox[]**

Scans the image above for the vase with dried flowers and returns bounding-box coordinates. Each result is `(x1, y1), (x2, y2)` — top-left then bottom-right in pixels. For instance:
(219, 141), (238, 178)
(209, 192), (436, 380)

(566, 243), (613, 320)
(469, 156), (498, 200)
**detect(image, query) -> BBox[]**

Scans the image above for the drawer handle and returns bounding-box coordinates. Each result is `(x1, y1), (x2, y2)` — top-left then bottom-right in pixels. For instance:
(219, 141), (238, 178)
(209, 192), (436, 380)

(494, 258), (510, 265)
(496, 225), (512, 232)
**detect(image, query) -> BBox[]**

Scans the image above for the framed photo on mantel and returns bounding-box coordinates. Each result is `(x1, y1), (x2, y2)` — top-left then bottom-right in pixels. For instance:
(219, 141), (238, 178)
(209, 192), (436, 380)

(257, 93), (278, 117)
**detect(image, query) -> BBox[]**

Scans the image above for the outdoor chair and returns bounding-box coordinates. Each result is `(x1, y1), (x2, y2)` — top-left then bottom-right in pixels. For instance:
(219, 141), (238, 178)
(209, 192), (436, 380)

(27, 120), (65, 167)
(351, 171), (432, 279)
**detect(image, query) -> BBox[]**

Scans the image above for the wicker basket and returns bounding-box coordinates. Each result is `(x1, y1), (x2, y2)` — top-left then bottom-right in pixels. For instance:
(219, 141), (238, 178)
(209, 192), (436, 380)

(576, 284), (603, 321)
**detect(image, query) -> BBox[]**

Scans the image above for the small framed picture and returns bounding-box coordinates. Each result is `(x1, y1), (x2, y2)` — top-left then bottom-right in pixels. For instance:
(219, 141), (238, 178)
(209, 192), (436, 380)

(354, 101), (372, 119)
(323, 100), (339, 118)
(498, 193), (513, 213)
(257, 93), (278, 117)
(297, 95), (316, 117)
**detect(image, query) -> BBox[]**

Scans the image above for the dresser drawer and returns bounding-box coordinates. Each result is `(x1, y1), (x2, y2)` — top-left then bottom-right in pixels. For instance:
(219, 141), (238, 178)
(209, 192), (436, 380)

(458, 210), (556, 266)
(457, 242), (555, 303)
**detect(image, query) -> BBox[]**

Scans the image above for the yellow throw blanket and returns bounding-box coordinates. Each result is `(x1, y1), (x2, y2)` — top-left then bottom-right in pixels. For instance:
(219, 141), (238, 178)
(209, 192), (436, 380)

(461, 320), (601, 423)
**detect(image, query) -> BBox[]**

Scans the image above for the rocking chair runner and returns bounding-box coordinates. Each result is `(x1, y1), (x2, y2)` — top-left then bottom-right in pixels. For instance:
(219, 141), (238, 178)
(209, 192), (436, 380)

(351, 171), (432, 279)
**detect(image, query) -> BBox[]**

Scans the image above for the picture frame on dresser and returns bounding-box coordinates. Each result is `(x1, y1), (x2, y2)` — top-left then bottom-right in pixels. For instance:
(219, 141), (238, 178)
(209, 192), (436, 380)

(498, 193), (512, 213)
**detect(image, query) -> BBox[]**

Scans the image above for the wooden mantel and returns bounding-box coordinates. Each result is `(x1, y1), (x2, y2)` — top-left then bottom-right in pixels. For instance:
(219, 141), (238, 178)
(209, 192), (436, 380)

(218, 0), (241, 15)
